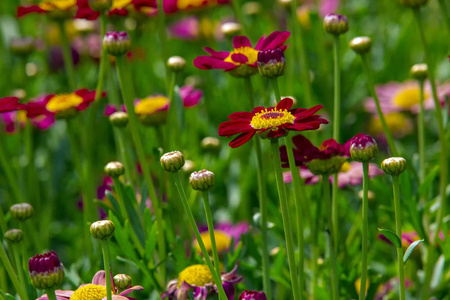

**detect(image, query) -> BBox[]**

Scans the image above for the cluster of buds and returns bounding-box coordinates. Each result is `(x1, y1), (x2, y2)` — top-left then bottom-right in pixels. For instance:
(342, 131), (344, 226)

(189, 170), (215, 191)
(323, 14), (349, 35)
(114, 274), (132, 293)
(10, 203), (34, 221)
(410, 64), (428, 80)
(29, 251), (64, 290)
(5, 229), (24, 244)
(349, 36), (372, 55)
(90, 220), (115, 240)
(160, 151), (185, 172)
(103, 32), (131, 56)
(349, 133), (379, 162)
(109, 111), (129, 127)
(104, 161), (125, 178)
(167, 56), (186, 72)
(381, 157), (407, 176)
(257, 48), (286, 78)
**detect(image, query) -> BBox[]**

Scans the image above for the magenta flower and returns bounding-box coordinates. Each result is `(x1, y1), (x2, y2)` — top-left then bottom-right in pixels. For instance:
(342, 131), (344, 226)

(0, 97), (24, 113)
(163, 0), (230, 14)
(194, 31), (290, 77)
(239, 290), (267, 300)
(375, 277), (413, 300)
(179, 85), (203, 107)
(364, 80), (450, 114)
(76, 0), (157, 20)
(37, 270), (143, 300)
(283, 161), (384, 188)
(168, 17), (200, 40)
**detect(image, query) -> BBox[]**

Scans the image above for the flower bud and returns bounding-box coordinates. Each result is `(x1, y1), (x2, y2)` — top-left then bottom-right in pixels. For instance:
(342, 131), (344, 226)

(399, 0), (428, 7)
(323, 14), (349, 35)
(29, 251), (64, 290)
(278, 0), (292, 9)
(103, 32), (131, 56)
(306, 156), (347, 175)
(189, 169), (215, 191)
(10, 203), (34, 221)
(242, 2), (261, 16)
(88, 0), (113, 11)
(167, 56), (186, 72)
(90, 220), (115, 240)
(4, 229), (24, 244)
(114, 274), (132, 291)
(381, 157), (407, 176)
(104, 161), (125, 178)
(201, 137), (221, 153)
(221, 22), (242, 38)
(160, 151), (185, 172)
(10, 37), (35, 56)
(349, 133), (379, 162)
(257, 48), (286, 78)
(349, 36), (372, 55)
(109, 111), (129, 127)
(182, 159), (195, 173)
(410, 64), (428, 80)
(239, 290), (268, 300)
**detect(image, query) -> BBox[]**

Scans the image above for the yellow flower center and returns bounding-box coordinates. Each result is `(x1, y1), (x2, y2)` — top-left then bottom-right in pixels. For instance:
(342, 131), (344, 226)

(46, 93), (83, 113)
(194, 231), (231, 253)
(339, 161), (351, 173)
(368, 112), (412, 137)
(112, 0), (133, 9)
(177, 265), (214, 288)
(177, 0), (217, 10)
(135, 96), (169, 115)
(70, 284), (107, 300)
(250, 108), (295, 129)
(392, 85), (429, 109)
(224, 47), (259, 66)
(39, 0), (76, 10)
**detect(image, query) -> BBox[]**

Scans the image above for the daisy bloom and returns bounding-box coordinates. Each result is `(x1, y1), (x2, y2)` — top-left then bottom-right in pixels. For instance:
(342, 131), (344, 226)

(368, 112), (413, 138)
(76, 0), (157, 20)
(37, 270), (143, 300)
(194, 31), (290, 77)
(218, 98), (328, 148)
(195, 222), (249, 254)
(0, 97), (24, 113)
(17, 0), (78, 19)
(163, 0), (230, 14)
(279, 134), (348, 175)
(24, 89), (104, 119)
(365, 80), (450, 114)
(283, 161), (384, 188)
(162, 264), (242, 300)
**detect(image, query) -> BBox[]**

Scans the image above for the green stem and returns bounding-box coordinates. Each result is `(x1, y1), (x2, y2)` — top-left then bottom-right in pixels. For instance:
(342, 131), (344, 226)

(284, 135), (304, 299)
(270, 139), (301, 300)
(115, 55), (166, 281)
(332, 175), (339, 253)
(171, 173), (228, 300)
(0, 242), (29, 300)
(0, 138), (24, 204)
(311, 194), (322, 299)
(360, 54), (398, 156)
(111, 177), (130, 224)
(271, 77), (282, 105)
(437, 0), (450, 39)
(323, 176), (339, 300)
(412, 8), (448, 244)
(289, 0), (313, 108)
(359, 162), (369, 300)
(0, 204), (7, 236)
(244, 77), (255, 108)
(57, 21), (76, 90)
(156, 0), (169, 88)
(392, 175), (405, 300)
(100, 240), (113, 300)
(45, 289), (57, 300)
(253, 138), (271, 299)
(231, 0), (246, 35)
(417, 80), (426, 186)
(11, 244), (24, 285)
(113, 128), (134, 184)
(167, 71), (178, 150)
(332, 35), (341, 142)
(421, 244), (435, 300)
(201, 191), (221, 278)
(95, 13), (108, 102)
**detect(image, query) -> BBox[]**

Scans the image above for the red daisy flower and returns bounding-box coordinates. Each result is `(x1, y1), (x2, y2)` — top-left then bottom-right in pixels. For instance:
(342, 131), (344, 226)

(163, 0), (230, 14)
(17, 0), (78, 18)
(193, 31), (290, 77)
(24, 89), (105, 119)
(76, 0), (157, 20)
(218, 98), (328, 148)
(0, 97), (24, 113)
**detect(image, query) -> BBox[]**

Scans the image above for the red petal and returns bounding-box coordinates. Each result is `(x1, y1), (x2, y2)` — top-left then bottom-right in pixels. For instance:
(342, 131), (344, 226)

(277, 98), (293, 110)
(229, 132), (255, 148)
(233, 36), (252, 49)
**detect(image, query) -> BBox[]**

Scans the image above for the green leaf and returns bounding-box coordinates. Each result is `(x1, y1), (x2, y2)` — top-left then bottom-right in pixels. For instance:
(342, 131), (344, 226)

(418, 165), (439, 197)
(403, 239), (424, 264)
(430, 255), (445, 289)
(378, 228), (402, 248)
(105, 191), (123, 221)
(0, 291), (17, 300)
(123, 184), (146, 246)
(109, 212), (138, 261)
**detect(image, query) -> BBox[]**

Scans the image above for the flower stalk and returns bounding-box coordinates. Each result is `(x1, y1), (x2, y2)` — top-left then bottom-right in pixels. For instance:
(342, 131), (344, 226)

(171, 172), (228, 300)
(270, 139), (301, 300)
(115, 54), (167, 281)
(0, 242), (29, 300)
(201, 191), (221, 278)
(417, 79), (426, 187)
(412, 8), (448, 245)
(359, 162), (369, 300)
(101, 240), (113, 300)
(45, 289), (58, 300)
(57, 21), (76, 90)
(392, 175), (406, 300)
(95, 13), (108, 102)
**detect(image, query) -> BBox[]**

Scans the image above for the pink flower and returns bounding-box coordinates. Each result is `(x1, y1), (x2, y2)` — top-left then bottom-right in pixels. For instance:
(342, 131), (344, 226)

(179, 85), (203, 107)
(168, 17), (200, 40)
